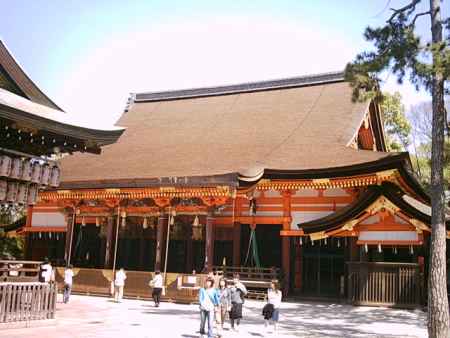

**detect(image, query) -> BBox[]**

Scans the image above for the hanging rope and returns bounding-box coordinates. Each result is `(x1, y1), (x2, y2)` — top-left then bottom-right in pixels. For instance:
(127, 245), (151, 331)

(244, 227), (261, 268)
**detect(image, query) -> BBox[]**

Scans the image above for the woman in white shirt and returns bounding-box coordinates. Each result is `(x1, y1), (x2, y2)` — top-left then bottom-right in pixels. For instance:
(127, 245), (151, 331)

(149, 270), (163, 307)
(114, 268), (127, 303)
(266, 280), (282, 332)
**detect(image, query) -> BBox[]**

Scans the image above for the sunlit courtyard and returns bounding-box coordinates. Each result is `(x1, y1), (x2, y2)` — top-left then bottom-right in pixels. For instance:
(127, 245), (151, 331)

(0, 295), (427, 338)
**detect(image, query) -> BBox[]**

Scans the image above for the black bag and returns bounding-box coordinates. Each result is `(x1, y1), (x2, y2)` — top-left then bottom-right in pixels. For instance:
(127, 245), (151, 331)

(262, 303), (274, 320)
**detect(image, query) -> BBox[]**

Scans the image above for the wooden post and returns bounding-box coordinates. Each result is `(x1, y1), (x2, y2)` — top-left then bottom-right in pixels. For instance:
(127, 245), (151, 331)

(232, 222), (241, 266)
(281, 190), (292, 295)
(104, 216), (114, 268)
(64, 211), (75, 266)
(204, 213), (215, 272)
(294, 238), (302, 291)
(349, 237), (358, 262)
(185, 222), (193, 273)
(155, 215), (166, 271)
(139, 224), (145, 270)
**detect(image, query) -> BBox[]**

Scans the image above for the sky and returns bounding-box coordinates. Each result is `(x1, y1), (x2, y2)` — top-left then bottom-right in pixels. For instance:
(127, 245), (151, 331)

(0, 0), (441, 128)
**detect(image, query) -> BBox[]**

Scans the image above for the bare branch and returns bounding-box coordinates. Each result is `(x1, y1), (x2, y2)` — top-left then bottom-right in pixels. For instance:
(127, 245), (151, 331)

(387, 0), (421, 24)
(373, 0), (391, 18)
(411, 11), (431, 26)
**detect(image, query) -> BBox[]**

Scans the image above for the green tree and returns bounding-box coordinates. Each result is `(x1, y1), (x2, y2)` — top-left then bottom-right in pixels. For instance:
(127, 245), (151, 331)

(381, 92), (411, 151)
(344, 1), (450, 336)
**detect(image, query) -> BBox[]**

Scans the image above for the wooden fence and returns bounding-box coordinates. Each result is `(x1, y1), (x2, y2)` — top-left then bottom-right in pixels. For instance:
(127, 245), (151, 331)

(53, 268), (206, 303)
(0, 282), (57, 323)
(0, 260), (43, 282)
(347, 262), (422, 308)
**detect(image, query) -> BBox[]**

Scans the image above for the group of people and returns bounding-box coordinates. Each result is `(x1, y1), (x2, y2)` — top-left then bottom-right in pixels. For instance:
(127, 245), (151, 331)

(198, 273), (282, 338)
(43, 263), (282, 336)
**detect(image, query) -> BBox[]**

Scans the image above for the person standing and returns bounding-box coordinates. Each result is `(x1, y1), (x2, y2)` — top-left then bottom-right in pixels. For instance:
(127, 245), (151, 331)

(40, 258), (52, 283)
(216, 278), (231, 337)
(265, 281), (282, 333)
(114, 268), (127, 303)
(149, 270), (163, 307)
(229, 274), (247, 332)
(63, 265), (74, 304)
(198, 278), (219, 338)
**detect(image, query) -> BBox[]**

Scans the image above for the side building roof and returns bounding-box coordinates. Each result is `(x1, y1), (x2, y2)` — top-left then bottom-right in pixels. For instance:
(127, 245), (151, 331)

(59, 71), (395, 188)
(0, 40), (62, 111)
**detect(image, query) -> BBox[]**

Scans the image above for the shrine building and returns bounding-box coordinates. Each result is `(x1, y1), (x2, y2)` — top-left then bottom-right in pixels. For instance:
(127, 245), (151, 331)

(26, 69), (448, 306)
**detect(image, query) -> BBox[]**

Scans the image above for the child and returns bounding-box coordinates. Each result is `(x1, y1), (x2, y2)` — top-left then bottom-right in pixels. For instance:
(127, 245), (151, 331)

(149, 270), (163, 307)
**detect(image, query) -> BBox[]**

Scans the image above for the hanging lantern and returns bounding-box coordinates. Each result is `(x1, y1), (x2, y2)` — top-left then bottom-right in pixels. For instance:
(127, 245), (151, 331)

(378, 243), (382, 253)
(311, 239), (314, 246)
(121, 217), (126, 228)
(192, 215), (199, 227)
(393, 246), (398, 254)
(299, 237), (303, 245)
(95, 217), (100, 227)
(49, 232), (52, 239)
(56, 233), (59, 240)
(170, 215), (175, 226)
(39, 232), (42, 239)
(143, 217), (148, 229)
(81, 216), (86, 226)
(410, 245), (414, 255)
(364, 243), (368, 253)
(337, 238), (341, 248)
(324, 237), (327, 245)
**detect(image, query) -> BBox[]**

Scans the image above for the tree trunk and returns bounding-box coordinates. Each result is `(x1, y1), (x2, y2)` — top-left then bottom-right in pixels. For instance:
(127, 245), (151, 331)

(427, 1), (449, 337)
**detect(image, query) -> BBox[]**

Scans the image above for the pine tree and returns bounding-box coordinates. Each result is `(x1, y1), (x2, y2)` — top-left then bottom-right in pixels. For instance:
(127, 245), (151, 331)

(345, 1), (450, 336)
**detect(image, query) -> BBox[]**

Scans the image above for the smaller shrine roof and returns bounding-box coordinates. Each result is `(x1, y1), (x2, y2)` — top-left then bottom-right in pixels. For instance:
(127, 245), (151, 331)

(0, 88), (125, 152)
(298, 182), (450, 234)
(0, 40), (61, 110)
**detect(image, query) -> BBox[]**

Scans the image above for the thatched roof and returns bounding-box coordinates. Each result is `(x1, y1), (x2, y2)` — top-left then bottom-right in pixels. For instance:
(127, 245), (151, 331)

(59, 71), (392, 187)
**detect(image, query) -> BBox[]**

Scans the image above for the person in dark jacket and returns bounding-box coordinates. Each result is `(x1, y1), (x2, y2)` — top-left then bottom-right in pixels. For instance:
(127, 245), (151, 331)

(228, 275), (247, 332)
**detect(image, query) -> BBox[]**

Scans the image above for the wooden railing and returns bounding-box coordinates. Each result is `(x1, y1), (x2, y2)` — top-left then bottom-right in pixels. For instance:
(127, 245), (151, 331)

(0, 260), (43, 282)
(0, 282), (57, 323)
(212, 266), (280, 300)
(212, 266), (280, 283)
(347, 262), (422, 308)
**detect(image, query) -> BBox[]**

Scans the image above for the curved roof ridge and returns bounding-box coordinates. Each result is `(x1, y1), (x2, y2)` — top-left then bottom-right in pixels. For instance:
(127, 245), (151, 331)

(0, 40), (62, 111)
(133, 70), (344, 102)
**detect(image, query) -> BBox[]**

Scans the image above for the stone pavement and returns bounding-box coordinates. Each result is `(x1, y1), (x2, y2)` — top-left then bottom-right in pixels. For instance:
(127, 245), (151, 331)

(0, 294), (428, 338)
